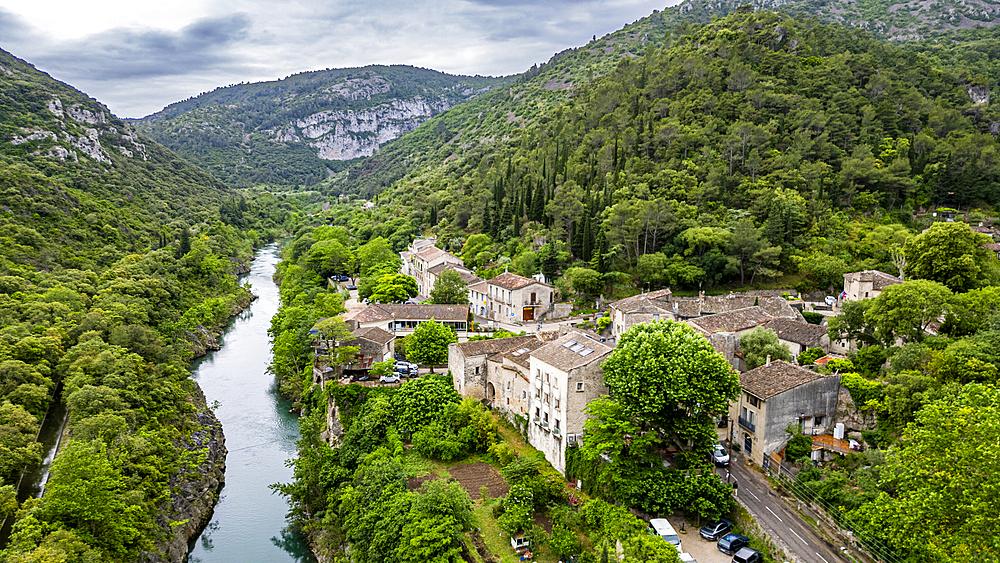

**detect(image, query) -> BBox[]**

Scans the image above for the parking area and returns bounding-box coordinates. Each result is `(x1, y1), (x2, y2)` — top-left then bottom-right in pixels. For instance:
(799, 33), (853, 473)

(668, 516), (734, 563)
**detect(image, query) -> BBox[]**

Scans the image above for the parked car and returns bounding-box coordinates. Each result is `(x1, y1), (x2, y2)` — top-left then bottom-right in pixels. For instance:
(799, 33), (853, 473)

(712, 444), (730, 467)
(679, 554), (698, 563)
(345, 284), (357, 290)
(379, 374), (401, 384)
(699, 518), (733, 541)
(394, 362), (418, 376)
(731, 547), (763, 563)
(648, 518), (682, 552)
(355, 374), (370, 382)
(717, 534), (750, 556)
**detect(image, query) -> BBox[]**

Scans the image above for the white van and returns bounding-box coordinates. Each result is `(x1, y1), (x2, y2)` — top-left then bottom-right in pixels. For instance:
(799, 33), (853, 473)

(648, 518), (682, 552)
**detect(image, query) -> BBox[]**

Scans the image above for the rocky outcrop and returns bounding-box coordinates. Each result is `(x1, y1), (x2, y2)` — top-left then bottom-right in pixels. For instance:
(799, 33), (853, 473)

(143, 399), (227, 563)
(966, 84), (990, 105)
(182, 289), (258, 359)
(291, 97), (451, 160)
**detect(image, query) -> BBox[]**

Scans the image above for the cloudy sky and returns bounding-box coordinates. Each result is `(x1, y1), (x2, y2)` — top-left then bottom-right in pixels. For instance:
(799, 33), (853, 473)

(0, 0), (674, 118)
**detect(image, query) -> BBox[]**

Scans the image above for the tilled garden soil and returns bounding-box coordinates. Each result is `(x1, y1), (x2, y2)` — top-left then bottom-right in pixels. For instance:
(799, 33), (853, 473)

(449, 462), (509, 500)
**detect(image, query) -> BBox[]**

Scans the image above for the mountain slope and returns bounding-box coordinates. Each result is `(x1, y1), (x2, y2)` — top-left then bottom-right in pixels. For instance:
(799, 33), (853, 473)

(132, 66), (508, 187)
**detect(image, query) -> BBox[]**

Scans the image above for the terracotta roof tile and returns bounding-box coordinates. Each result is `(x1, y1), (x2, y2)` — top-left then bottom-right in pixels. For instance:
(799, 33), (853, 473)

(351, 326), (395, 345)
(488, 272), (549, 290)
(609, 289), (673, 314)
(843, 270), (902, 290)
(757, 296), (800, 319)
(740, 360), (825, 399)
(348, 303), (469, 323)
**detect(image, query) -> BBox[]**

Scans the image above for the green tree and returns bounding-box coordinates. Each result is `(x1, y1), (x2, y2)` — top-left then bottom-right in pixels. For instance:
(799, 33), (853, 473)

(370, 273), (419, 304)
(406, 320), (457, 372)
(827, 299), (878, 348)
(461, 234), (491, 269)
(429, 270), (468, 305)
(565, 267), (603, 297)
(865, 279), (952, 343)
(850, 384), (1000, 561)
(622, 534), (682, 563)
(306, 239), (354, 279)
(597, 320), (740, 462)
(550, 524), (582, 560)
(903, 222), (997, 291)
(0, 401), (43, 483)
(740, 327), (793, 369)
(356, 236), (402, 277)
(391, 375), (460, 431)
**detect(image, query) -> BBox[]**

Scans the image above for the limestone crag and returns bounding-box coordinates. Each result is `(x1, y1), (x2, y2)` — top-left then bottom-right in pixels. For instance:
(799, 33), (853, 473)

(966, 84), (991, 105)
(293, 97), (451, 160)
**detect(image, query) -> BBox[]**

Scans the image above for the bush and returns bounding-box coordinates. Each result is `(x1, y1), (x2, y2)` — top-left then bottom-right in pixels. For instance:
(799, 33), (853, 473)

(801, 311), (825, 325)
(797, 347), (825, 365)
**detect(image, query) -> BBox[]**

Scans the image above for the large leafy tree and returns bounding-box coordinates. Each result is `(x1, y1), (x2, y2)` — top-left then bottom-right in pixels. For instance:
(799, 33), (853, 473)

(598, 320), (740, 453)
(391, 374), (460, 431)
(740, 327), (793, 369)
(903, 222), (998, 291)
(865, 279), (952, 343)
(827, 299), (879, 348)
(370, 273), (419, 304)
(405, 320), (457, 372)
(429, 270), (468, 305)
(850, 383), (1000, 562)
(356, 236), (401, 278)
(305, 239), (354, 279)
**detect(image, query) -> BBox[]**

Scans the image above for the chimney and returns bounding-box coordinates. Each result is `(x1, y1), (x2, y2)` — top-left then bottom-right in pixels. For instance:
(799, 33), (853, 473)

(765, 355), (771, 366)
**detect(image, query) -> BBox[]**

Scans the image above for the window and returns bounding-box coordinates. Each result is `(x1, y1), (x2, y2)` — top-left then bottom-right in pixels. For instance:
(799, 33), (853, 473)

(555, 398), (560, 409)
(522, 391), (527, 399)
(544, 393), (549, 404)
(545, 372), (550, 383)
(475, 366), (480, 374)
(555, 419), (560, 430)
(535, 388), (540, 398)
(747, 394), (760, 408)
(742, 406), (747, 420)
(535, 407), (540, 417)
(543, 413), (549, 423)
(576, 382), (584, 392)
(814, 415), (824, 426)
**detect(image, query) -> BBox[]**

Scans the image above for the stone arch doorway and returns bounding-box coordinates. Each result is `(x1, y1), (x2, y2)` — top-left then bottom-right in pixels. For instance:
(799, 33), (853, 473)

(486, 382), (496, 404)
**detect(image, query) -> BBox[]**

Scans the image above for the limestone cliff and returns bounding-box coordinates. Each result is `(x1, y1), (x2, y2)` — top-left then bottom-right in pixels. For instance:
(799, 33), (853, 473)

(132, 66), (509, 187)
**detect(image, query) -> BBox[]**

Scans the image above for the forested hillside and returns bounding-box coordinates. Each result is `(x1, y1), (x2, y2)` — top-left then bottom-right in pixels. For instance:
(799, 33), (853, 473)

(133, 66), (508, 187)
(346, 9), (1000, 294)
(0, 48), (296, 561)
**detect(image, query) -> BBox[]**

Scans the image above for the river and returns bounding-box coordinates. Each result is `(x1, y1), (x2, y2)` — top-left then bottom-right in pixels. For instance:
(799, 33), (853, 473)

(188, 243), (315, 563)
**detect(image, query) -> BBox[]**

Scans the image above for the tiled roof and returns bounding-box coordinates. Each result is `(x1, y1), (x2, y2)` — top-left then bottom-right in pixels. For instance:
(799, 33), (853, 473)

(468, 279), (488, 292)
(609, 289), (673, 314)
(530, 330), (611, 372)
(760, 318), (828, 346)
(348, 303), (469, 323)
(843, 270), (902, 290)
(674, 299), (701, 318)
(740, 360), (825, 399)
(488, 271), (549, 290)
(687, 306), (773, 335)
(352, 326), (394, 345)
(416, 246), (448, 261)
(757, 296), (800, 319)
(428, 262), (470, 276)
(700, 295), (756, 314)
(494, 338), (547, 368)
(984, 242), (1000, 252)
(453, 335), (539, 358)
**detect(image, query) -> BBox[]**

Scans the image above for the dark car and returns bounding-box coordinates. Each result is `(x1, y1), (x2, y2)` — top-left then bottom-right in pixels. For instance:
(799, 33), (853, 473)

(355, 374), (370, 382)
(717, 534), (750, 556)
(699, 518), (733, 541)
(731, 547), (763, 563)
(345, 284), (357, 290)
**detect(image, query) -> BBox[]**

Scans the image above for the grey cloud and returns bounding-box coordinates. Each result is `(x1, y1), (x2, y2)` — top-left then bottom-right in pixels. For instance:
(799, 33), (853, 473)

(36, 13), (254, 80)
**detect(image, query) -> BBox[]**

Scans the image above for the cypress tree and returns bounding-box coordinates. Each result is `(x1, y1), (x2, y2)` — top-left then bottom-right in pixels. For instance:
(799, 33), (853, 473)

(571, 220), (583, 258)
(178, 226), (191, 258)
(531, 183), (545, 222)
(482, 203), (492, 235)
(524, 183), (533, 218)
(582, 214), (593, 262)
(592, 229), (608, 273)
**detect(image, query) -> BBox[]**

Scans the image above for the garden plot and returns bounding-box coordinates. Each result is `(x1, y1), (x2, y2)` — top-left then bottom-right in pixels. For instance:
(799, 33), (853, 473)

(449, 462), (509, 500)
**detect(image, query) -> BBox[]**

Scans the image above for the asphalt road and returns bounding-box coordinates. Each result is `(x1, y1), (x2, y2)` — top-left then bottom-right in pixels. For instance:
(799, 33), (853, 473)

(721, 457), (849, 563)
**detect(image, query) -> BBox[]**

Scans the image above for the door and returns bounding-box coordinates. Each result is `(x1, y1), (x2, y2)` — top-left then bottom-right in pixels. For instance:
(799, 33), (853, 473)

(523, 307), (534, 321)
(744, 433), (752, 455)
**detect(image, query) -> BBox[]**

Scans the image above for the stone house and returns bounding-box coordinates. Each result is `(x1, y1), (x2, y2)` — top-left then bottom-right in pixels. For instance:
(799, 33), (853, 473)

(309, 322), (394, 387)
(426, 263), (481, 301)
(485, 339), (547, 421)
(607, 289), (674, 338)
(401, 238), (464, 297)
(526, 331), (612, 475)
(486, 271), (555, 323)
(344, 303), (470, 341)
(687, 301), (804, 370)
(448, 335), (539, 400)
(759, 318), (830, 359)
(841, 270), (901, 303)
(728, 360), (841, 467)
(468, 279), (489, 318)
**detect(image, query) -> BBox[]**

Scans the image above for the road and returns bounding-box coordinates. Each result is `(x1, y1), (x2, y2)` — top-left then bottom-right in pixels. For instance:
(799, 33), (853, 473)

(722, 456), (849, 563)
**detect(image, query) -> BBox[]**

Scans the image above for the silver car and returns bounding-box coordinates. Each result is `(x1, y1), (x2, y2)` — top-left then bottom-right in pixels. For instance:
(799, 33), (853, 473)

(712, 445), (730, 466)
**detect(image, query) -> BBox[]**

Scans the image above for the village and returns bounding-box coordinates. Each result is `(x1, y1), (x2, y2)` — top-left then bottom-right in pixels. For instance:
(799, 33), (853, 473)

(305, 236), (917, 563)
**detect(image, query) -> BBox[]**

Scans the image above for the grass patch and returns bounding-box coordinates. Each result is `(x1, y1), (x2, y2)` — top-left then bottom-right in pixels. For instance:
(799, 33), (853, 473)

(400, 449), (433, 478)
(474, 505), (522, 563)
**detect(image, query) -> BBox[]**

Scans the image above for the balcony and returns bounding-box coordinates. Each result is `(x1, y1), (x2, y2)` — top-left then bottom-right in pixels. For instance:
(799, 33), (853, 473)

(552, 427), (561, 437)
(541, 420), (550, 431)
(738, 416), (756, 433)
